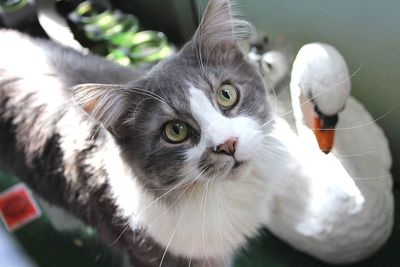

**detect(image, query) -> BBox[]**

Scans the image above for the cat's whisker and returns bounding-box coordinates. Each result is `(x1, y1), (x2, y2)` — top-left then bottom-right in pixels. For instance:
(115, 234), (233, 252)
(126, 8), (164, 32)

(262, 136), (379, 161)
(311, 106), (398, 131)
(129, 85), (168, 103)
(131, 89), (167, 105)
(158, 218), (179, 267)
(335, 150), (377, 158)
(260, 118), (276, 130)
(130, 97), (154, 119)
(175, 167), (207, 190)
(143, 164), (204, 192)
(307, 63), (363, 105)
(180, 163), (204, 177)
(257, 141), (290, 167)
(106, 220), (131, 247)
(155, 75), (170, 104)
(260, 78), (278, 129)
(187, 252), (192, 267)
(150, 167), (208, 224)
(266, 80), (278, 116)
(159, 167), (202, 267)
(261, 103), (397, 137)
(201, 176), (213, 267)
(203, 36), (218, 69)
(88, 125), (103, 141)
(183, 177), (202, 267)
(353, 175), (390, 181)
(217, 179), (248, 251)
(139, 177), (190, 201)
(130, 165), (208, 225)
(203, 31), (250, 77)
(188, 241), (194, 267)
(194, 27), (209, 80)
(215, 179), (227, 267)
(108, 169), (200, 247)
(129, 172), (200, 225)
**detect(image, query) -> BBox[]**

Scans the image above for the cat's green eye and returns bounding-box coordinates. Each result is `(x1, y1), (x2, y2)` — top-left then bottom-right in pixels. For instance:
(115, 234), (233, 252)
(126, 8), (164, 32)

(163, 121), (189, 143)
(217, 84), (238, 108)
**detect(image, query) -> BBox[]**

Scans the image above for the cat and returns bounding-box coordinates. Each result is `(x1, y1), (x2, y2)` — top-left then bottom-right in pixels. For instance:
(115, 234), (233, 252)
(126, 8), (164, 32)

(0, 0), (393, 266)
(0, 0), (272, 266)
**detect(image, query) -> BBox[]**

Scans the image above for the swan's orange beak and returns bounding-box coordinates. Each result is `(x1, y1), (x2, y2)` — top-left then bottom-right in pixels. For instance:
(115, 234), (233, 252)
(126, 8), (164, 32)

(313, 115), (337, 154)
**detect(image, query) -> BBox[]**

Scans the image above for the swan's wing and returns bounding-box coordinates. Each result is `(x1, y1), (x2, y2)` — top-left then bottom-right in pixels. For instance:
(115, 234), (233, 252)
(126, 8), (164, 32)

(333, 96), (392, 187)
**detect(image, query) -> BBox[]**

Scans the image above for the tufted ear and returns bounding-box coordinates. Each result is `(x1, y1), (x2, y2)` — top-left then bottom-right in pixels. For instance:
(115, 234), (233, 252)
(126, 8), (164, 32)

(193, 0), (253, 50)
(72, 83), (133, 132)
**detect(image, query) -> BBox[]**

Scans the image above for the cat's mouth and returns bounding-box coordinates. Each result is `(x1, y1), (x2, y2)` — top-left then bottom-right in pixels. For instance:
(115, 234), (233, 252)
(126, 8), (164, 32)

(223, 158), (250, 180)
(196, 153), (249, 181)
(233, 160), (243, 169)
(229, 159), (249, 176)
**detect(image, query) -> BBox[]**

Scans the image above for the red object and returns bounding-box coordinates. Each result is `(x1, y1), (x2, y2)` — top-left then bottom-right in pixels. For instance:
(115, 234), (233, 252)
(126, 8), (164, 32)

(0, 183), (41, 231)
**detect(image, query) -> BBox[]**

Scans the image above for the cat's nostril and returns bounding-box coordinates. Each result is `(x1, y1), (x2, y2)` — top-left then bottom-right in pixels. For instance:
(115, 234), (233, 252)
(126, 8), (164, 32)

(216, 137), (238, 156)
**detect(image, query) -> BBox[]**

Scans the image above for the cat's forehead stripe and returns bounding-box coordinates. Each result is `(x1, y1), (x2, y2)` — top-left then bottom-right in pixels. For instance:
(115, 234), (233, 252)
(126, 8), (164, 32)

(188, 85), (226, 126)
(188, 85), (234, 145)
(188, 86), (216, 125)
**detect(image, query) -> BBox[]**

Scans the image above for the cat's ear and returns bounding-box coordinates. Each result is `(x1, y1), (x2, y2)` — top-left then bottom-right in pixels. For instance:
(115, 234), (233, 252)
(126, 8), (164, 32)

(193, 0), (253, 50)
(72, 83), (132, 131)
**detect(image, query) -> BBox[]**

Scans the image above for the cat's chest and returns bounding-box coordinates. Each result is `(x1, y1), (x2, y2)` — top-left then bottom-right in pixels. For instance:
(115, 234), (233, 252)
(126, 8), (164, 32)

(135, 172), (270, 260)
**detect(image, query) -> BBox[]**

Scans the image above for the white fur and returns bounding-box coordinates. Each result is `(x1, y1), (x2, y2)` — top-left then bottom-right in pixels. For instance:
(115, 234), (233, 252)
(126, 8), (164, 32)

(107, 152), (272, 262)
(105, 137), (142, 219)
(136, 171), (270, 261)
(105, 85), (271, 264)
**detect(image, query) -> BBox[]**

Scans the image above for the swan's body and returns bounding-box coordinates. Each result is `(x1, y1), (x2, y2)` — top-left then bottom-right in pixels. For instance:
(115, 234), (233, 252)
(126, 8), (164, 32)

(261, 43), (394, 263)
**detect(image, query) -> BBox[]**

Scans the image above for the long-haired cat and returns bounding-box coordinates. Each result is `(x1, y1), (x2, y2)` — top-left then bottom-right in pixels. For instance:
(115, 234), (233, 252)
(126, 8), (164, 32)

(0, 0), (393, 266)
(0, 0), (269, 265)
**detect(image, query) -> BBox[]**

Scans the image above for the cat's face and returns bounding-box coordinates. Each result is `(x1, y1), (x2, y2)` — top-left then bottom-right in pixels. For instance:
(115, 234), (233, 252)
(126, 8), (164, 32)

(74, 0), (272, 191)
(121, 44), (270, 190)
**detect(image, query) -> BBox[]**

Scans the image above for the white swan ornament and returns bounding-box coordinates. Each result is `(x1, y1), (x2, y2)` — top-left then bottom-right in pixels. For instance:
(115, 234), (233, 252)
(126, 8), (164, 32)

(290, 43), (351, 153)
(260, 43), (394, 264)
(260, 50), (289, 88)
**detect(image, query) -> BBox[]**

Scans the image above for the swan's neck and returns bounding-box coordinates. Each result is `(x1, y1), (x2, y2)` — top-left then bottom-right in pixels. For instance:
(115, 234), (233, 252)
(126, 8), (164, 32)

(289, 82), (321, 149)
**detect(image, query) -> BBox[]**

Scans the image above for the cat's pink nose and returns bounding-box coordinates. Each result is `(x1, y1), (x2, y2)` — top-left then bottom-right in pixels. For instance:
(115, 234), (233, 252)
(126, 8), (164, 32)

(216, 137), (238, 156)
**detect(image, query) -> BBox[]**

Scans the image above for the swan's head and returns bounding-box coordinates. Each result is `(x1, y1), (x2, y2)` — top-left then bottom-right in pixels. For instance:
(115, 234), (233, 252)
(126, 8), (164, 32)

(291, 43), (351, 153)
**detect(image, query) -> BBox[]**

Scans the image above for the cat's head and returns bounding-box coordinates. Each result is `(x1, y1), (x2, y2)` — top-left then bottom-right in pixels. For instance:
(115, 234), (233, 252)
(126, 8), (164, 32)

(73, 0), (272, 191)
